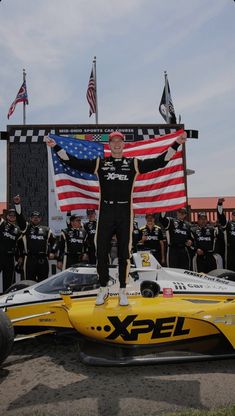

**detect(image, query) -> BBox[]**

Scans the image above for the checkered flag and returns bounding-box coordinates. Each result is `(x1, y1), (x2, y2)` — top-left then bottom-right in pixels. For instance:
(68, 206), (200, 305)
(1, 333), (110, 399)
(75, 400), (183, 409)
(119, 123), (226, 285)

(92, 134), (101, 141)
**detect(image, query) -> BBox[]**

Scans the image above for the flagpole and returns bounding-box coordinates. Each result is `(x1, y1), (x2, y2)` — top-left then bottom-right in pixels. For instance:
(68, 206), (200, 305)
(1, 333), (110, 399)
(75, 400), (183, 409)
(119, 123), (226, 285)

(23, 68), (26, 125)
(164, 71), (170, 124)
(93, 56), (98, 124)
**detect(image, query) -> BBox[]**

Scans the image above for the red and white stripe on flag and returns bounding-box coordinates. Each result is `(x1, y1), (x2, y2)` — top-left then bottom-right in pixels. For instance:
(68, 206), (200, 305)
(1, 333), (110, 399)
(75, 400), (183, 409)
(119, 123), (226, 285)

(49, 130), (186, 214)
(86, 68), (96, 117)
(104, 130), (186, 213)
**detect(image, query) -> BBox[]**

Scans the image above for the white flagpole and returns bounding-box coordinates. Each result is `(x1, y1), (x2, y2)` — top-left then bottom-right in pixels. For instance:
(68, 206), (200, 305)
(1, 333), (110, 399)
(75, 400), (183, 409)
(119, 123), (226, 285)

(93, 56), (98, 124)
(23, 68), (26, 125)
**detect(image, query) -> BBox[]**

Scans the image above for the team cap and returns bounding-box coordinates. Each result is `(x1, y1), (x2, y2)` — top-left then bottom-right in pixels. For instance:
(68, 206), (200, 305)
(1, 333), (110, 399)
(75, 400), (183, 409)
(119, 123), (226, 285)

(198, 211), (207, 218)
(31, 211), (41, 217)
(86, 209), (96, 215)
(7, 208), (16, 215)
(109, 131), (125, 141)
(70, 214), (81, 222)
(177, 207), (187, 214)
(145, 213), (154, 219)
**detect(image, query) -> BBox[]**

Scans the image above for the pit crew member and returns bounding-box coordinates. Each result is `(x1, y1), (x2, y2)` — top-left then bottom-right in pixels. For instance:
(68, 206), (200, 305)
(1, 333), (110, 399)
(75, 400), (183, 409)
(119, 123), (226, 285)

(138, 213), (165, 264)
(217, 198), (235, 271)
(191, 211), (222, 273)
(0, 208), (21, 293)
(57, 215), (87, 270)
(84, 209), (97, 264)
(14, 196), (56, 281)
(159, 207), (193, 269)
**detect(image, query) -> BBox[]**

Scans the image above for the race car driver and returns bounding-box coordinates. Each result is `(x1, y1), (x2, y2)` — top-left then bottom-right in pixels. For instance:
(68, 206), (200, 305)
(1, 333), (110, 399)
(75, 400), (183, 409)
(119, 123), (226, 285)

(46, 130), (187, 306)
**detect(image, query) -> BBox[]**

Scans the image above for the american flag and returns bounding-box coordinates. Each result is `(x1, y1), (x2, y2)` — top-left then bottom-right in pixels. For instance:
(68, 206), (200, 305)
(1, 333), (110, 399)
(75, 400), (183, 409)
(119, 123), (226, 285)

(7, 80), (28, 119)
(86, 67), (96, 117)
(48, 130), (186, 214)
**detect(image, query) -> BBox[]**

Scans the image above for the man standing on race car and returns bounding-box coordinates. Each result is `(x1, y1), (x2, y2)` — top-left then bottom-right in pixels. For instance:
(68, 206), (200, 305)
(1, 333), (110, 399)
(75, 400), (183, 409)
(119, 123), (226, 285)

(0, 208), (21, 293)
(159, 207), (193, 269)
(217, 198), (235, 271)
(46, 131), (186, 306)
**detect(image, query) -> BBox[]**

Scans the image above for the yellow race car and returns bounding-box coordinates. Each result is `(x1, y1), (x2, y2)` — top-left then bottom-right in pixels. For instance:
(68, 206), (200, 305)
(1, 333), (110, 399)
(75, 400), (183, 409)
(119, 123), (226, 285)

(1, 252), (235, 366)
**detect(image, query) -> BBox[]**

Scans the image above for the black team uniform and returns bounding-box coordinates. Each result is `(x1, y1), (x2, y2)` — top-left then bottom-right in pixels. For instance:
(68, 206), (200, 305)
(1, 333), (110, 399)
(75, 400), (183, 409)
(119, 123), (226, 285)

(84, 219), (97, 264)
(132, 220), (140, 254)
(217, 202), (235, 271)
(16, 210), (55, 282)
(58, 226), (87, 269)
(191, 223), (218, 273)
(0, 216), (21, 292)
(138, 224), (164, 263)
(159, 213), (193, 269)
(54, 141), (181, 289)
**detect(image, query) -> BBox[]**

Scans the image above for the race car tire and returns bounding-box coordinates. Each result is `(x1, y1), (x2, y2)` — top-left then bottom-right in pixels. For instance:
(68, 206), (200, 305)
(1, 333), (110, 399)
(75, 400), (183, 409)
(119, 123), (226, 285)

(208, 269), (235, 282)
(0, 310), (14, 365)
(140, 280), (160, 297)
(4, 280), (37, 294)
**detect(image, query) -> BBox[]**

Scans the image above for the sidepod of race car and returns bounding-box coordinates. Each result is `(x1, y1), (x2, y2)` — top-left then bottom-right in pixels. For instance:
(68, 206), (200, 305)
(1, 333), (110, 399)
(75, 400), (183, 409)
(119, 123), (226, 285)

(1, 290), (235, 366)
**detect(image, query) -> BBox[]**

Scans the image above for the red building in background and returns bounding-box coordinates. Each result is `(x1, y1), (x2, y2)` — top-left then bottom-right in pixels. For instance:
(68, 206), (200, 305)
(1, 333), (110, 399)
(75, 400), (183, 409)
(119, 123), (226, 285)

(188, 196), (235, 223)
(0, 202), (6, 216)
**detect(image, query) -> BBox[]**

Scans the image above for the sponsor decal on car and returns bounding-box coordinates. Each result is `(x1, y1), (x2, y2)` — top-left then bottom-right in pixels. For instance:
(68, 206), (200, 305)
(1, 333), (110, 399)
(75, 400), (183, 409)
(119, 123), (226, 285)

(105, 315), (190, 341)
(183, 270), (230, 285)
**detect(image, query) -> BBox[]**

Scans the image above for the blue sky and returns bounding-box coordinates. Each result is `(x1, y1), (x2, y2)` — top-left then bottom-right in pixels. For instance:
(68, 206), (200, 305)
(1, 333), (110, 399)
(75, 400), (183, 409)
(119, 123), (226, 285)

(0, 0), (235, 201)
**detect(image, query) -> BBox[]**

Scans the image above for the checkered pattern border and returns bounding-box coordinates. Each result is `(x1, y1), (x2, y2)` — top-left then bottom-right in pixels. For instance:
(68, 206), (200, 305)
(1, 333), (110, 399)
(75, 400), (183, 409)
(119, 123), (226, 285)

(8, 126), (179, 143)
(9, 128), (55, 143)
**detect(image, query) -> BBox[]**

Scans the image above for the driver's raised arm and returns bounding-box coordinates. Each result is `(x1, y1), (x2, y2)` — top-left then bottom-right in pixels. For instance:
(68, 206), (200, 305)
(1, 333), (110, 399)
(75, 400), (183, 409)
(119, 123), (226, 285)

(45, 136), (98, 174)
(136, 132), (186, 174)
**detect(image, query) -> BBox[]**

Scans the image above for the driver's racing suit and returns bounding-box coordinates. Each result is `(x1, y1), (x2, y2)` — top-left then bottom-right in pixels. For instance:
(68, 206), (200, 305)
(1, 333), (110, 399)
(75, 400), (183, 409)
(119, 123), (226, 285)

(54, 141), (180, 288)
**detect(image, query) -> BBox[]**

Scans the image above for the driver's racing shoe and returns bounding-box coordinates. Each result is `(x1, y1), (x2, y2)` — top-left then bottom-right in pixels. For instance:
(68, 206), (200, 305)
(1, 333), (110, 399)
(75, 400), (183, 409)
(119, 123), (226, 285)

(95, 287), (109, 306)
(119, 288), (129, 306)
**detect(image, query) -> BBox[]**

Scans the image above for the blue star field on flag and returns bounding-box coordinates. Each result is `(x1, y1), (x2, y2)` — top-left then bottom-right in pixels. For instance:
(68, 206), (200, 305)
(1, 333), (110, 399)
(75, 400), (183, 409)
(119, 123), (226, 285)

(49, 134), (104, 181)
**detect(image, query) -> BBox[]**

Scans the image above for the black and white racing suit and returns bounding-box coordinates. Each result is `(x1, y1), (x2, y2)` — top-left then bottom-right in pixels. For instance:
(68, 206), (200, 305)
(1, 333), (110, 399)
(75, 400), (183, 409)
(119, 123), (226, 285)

(0, 219), (21, 292)
(84, 220), (97, 264)
(191, 225), (218, 273)
(159, 214), (193, 269)
(58, 226), (87, 269)
(55, 141), (180, 288)
(217, 202), (235, 271)
(15, 208), (56, 282)
(138, 224), (164, 264)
